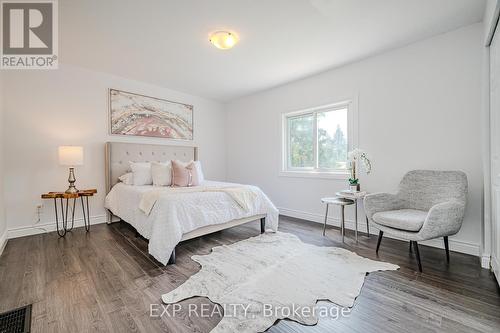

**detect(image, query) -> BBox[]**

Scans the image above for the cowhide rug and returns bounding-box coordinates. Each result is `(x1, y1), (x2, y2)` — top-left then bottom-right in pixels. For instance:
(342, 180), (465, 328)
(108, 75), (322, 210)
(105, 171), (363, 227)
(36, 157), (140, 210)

(162, 232), (398, 332)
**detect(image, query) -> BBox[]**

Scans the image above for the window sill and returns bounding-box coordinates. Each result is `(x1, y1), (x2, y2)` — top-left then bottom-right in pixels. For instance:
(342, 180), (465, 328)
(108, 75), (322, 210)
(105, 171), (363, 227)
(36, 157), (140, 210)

(279, 170), (350, 180)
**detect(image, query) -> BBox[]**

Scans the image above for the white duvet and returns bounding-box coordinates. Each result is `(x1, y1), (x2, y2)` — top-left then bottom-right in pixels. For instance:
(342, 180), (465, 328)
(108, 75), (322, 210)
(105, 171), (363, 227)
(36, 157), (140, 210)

(104, 180), (279, 265)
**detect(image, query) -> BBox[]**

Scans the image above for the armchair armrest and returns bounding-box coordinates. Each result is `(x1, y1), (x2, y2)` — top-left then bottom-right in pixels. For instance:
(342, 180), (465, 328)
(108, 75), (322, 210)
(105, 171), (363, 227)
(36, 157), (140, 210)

(363, 193), (406, 218)
(418, 200), (466, 239)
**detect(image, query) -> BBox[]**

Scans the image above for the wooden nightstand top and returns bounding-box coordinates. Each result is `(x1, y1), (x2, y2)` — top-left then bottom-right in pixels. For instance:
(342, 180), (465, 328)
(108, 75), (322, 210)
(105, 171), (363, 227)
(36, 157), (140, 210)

(41, 189), (97, 199)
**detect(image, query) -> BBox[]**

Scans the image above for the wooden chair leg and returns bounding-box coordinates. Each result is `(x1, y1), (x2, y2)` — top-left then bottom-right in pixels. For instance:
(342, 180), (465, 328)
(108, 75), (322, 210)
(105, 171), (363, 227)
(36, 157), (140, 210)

(376, 231), (383, 253)
(413, 241), (423, 272)
(444, 236), (450, 262)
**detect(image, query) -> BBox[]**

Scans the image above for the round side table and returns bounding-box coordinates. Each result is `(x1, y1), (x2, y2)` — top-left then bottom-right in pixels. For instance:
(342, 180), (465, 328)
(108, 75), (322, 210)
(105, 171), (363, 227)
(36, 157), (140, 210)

(321, 197), (354, 242)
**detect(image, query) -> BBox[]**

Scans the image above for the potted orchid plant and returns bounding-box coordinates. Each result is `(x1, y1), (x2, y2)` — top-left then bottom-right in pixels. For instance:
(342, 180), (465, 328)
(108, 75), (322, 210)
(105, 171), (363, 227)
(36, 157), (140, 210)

(347, 148), (372, 192)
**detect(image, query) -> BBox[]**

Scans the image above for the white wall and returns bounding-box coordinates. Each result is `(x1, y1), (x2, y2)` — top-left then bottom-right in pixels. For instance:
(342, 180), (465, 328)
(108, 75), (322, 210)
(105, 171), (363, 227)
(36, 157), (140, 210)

(486, 0), (500, 282)
(226, 24), (484, 255)
(480, 0), (499, 270)
(2, 64), (226, 237)
(0, 72), (6, 253)
(484, 0), (500, 43)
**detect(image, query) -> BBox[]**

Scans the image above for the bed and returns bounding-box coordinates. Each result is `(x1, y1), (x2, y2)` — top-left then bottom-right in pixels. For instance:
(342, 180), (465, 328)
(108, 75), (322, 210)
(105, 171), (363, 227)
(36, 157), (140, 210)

(104, 142), (279, 265)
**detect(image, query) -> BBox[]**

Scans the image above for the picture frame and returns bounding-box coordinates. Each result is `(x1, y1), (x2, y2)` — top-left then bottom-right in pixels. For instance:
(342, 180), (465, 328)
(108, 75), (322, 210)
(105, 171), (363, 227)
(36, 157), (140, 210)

(109, 89), (194, 140)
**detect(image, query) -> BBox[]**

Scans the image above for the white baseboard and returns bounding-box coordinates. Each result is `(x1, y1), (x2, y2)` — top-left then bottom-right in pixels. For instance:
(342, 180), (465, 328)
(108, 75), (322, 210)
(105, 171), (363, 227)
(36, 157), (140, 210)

(481, 254), (491, 269)
(7, 215), (108, 239)
(492, 254), (500, 287)
(419, 238), (479, 257)
(278, 207), (480, 256)
(0, 228), (8, 256)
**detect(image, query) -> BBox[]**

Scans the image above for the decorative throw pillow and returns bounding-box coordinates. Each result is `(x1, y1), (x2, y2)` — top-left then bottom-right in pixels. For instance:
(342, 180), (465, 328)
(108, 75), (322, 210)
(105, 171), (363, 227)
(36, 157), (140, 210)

(118, 172), (134, 185)
(176, 160), (205, 182)
(171, 160), (200, 187)
(151, 161), (172, 186)
(129, 162), (153, 185)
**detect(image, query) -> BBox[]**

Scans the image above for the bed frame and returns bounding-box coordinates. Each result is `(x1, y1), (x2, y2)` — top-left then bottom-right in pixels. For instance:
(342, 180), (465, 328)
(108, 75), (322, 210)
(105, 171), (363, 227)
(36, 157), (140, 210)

(104, 142), (266, 264)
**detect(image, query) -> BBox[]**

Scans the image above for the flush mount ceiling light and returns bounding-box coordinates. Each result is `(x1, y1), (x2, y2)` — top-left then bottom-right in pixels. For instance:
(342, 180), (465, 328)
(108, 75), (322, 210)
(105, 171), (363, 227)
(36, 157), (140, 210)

(209, 31), (239, 50)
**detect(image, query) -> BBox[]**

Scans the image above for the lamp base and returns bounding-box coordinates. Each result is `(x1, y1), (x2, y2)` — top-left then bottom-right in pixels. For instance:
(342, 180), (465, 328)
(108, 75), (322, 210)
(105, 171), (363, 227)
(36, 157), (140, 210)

(65, 167), (78, 194)
(65, 186), (78, 194)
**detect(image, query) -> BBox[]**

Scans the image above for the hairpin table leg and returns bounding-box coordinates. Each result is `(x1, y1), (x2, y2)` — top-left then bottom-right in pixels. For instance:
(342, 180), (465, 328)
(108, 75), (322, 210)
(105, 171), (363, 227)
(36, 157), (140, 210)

(54, 198), (67, 237)
(81, 196), (91, 232)
(86, 196), (90, 232)
(64, 198), (69, 231)
(66, 198), (76, 231)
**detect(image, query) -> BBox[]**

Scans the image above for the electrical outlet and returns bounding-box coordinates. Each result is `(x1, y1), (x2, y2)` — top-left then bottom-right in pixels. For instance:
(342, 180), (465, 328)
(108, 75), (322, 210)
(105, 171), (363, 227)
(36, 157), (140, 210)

(35, 204), (43, 225)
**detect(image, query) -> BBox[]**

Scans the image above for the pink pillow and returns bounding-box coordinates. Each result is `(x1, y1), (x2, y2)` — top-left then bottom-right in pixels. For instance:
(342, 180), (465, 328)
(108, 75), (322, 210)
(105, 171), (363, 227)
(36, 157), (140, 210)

(171, 160), (200, 187)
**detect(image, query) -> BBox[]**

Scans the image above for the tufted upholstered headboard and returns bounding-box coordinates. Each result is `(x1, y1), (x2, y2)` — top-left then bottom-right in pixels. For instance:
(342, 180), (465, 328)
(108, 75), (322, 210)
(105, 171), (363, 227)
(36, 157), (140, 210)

(105, 142), (198, 194)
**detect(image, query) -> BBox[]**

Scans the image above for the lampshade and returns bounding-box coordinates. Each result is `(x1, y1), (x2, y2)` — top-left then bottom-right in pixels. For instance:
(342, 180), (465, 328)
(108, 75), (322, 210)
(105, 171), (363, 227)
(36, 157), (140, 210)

(58, 146), (83, 166)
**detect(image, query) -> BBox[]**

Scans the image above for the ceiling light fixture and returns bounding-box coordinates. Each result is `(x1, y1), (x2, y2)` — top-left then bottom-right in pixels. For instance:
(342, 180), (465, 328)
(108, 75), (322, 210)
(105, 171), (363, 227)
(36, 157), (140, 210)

(209, 31), (238, 50)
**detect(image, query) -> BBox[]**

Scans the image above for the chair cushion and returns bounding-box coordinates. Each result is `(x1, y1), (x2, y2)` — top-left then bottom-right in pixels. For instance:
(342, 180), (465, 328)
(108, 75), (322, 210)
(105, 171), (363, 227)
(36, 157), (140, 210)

(372, 209), (428, 231)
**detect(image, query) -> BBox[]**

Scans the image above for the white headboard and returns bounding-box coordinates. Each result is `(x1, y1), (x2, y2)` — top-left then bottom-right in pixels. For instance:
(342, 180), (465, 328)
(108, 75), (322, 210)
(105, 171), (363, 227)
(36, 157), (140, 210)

(105, 142), (198, 193)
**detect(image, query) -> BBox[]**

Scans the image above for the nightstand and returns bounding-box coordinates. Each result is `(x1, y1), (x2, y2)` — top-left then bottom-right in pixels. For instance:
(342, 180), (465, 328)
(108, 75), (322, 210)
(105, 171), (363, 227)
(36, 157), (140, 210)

(321, 197), (354, 242)
(335, 190), (369, 242)
(41, 189), (97, 237)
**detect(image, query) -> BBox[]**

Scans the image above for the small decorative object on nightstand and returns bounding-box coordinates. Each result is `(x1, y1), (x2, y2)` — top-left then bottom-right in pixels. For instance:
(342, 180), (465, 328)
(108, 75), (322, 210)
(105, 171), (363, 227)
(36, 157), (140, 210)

(58, 146), (84, 194)
(41, 189), (97, 237)
(347, 148), (371, 191)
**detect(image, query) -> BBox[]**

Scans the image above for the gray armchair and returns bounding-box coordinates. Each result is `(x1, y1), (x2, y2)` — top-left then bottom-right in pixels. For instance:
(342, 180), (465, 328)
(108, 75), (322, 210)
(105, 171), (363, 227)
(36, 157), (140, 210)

(364, 170), (468, 272)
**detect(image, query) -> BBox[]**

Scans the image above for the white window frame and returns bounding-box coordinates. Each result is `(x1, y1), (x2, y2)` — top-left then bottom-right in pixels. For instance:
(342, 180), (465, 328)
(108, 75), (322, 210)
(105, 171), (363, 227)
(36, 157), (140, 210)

(280, 97), (358, 180)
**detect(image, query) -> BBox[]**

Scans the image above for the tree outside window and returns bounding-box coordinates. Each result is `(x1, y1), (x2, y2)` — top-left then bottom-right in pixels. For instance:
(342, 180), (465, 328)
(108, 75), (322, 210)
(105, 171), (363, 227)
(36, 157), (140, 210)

(286, 105), (349, 172)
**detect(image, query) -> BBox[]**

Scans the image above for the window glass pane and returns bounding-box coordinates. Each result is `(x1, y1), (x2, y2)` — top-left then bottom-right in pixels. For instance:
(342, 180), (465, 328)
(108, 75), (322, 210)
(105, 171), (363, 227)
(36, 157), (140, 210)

(288, 114), (314, 168)
(317, 108), (348, 169)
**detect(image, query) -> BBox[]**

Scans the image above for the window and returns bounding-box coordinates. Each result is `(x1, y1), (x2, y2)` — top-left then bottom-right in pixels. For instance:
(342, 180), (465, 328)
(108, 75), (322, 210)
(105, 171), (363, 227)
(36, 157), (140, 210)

(282, 100), (354, 177)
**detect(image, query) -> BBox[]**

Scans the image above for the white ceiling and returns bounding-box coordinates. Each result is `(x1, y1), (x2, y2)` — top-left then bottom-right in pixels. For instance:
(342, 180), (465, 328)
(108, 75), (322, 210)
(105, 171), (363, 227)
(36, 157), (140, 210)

(60, 0), (486, 102)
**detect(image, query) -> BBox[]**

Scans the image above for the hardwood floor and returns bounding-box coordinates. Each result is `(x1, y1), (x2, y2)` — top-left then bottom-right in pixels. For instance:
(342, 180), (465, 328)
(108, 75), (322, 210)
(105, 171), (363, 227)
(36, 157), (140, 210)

(1, 216), (499, 332)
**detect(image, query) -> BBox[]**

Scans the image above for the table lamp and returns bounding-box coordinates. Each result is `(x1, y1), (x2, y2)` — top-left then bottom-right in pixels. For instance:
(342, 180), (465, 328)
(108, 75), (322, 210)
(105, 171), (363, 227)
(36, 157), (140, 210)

(58, 146), (83, 194)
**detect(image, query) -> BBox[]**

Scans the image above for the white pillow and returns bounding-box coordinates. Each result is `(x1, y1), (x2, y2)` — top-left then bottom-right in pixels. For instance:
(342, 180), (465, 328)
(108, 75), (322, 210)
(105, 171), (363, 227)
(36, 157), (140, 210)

(118, 172), (134, 185)
(151, 161), (172, 186)
(194, 161), (205, 183)
(129, 162), (152, 185)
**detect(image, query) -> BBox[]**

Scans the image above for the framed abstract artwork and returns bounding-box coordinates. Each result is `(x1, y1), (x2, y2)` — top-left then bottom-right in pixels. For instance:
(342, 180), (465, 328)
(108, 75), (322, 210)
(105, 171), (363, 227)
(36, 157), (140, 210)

(109, 89), (194, 140)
